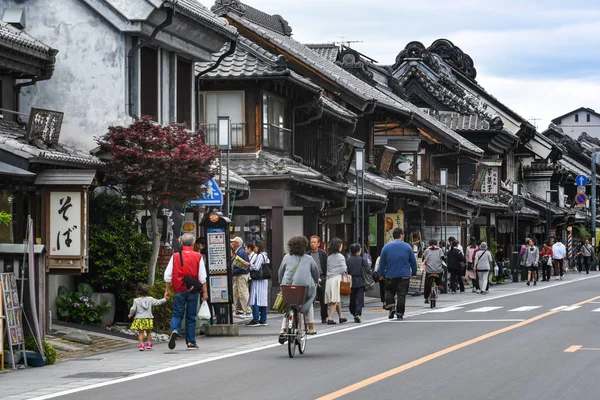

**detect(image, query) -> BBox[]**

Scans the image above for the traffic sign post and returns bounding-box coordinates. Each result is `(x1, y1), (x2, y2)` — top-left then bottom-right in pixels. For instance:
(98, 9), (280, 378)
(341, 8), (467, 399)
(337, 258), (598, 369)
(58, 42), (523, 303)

(576, 175), (589, 187)
(575, 192), (588, 206)
(188, 178), (223, 207)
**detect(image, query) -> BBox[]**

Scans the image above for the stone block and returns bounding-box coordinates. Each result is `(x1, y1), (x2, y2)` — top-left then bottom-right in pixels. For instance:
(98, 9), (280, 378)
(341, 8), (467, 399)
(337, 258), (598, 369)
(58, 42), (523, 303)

(91, 292), (115, 327)
(203, 324), (239, 337)
(64, 330), (92, 345)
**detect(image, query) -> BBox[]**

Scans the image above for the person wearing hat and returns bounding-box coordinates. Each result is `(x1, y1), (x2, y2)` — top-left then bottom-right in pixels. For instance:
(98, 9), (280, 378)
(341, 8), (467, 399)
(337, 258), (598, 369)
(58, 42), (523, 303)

(231, 236), (252, 317)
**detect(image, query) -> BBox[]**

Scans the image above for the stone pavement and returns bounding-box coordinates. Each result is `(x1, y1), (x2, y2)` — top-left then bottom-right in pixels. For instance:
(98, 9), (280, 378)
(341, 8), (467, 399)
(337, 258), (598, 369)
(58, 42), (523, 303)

(0, 272), (590, 400)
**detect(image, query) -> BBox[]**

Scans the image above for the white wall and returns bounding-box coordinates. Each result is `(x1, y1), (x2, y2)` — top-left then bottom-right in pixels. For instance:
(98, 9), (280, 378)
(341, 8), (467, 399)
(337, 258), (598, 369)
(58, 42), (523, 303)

(47, 275), (75, 322)
(556, 112), (600, 139)
(4, 0), (131, 151)
(283, 215), (303, 254)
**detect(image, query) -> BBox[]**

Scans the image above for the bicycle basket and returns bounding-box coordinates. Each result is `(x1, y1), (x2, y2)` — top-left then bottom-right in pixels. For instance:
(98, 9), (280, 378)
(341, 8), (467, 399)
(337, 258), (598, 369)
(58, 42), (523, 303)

(280, 285), (308, 306)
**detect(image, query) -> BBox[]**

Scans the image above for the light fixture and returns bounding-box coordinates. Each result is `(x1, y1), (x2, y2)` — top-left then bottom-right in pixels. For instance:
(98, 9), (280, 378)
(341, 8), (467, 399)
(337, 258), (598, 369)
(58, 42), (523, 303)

(217, 116), (230, 150)
(512, 181), (520, 196)
(440, 168), (448, 187)
(355, 148), (364, 172)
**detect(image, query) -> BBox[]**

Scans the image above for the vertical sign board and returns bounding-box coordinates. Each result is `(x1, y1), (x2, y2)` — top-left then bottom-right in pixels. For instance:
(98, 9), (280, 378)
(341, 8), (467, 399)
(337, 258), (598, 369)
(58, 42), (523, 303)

(384, 211), (404, 244)
(481, 167), (499, 195)
(1, 273), (24, 369)
(202, 213), (233, 325)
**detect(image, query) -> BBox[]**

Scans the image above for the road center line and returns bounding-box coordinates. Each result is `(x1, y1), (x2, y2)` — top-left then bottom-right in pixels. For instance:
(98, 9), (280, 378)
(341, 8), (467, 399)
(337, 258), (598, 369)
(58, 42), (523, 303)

(316, 294), (600, 400)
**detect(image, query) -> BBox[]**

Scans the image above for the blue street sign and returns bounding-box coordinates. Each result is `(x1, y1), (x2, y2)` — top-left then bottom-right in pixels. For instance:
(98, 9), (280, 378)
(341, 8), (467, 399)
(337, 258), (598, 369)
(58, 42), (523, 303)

(189, 178), (223, 206)
(576, 192), (588, 205)
(575, 175), (589, 186)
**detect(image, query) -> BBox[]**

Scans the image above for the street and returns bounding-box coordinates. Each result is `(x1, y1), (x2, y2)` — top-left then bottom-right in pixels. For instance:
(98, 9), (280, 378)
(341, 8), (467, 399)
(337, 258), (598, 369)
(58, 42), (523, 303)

(23, 275), (600, 400)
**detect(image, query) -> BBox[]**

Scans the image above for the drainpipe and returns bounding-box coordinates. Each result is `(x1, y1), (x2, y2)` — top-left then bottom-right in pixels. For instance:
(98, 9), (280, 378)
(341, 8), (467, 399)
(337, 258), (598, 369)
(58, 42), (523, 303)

(292, 96), (322, 163)
(195, 39), (237, 130)
(127, 5), (174, 118)
(14, 49), (59, 115)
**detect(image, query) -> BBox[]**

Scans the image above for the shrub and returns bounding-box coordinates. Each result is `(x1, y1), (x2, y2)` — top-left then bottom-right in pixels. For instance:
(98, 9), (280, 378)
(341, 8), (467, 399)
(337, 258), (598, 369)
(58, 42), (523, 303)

(24, 336), (57, 365)
(56, 283), (111, 325)
(147, 280), (172, 334)
(86, 193), (152, 319)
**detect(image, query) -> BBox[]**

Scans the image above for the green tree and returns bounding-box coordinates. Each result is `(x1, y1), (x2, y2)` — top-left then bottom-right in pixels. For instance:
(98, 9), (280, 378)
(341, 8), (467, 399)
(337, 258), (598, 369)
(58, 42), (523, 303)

(86, 193), (152, 314)
(96, 118), (217, 284)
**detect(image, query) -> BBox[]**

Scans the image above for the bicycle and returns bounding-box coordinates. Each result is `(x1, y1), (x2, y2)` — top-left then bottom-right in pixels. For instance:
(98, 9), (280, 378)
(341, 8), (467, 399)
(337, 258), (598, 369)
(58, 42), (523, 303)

(281, 285), (308, 358)
(429, 274), (440, 308)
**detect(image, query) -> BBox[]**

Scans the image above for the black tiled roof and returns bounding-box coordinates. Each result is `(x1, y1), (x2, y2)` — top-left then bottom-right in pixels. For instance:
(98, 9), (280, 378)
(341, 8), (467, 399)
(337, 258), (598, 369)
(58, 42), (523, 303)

(306, 44), (339, 63)
(211, 0), (291, 36)
(0, 21), (53, 55)
(422, 183), (507, 211)
(0, 121), (102, 167)
(228, 152), (347, 192)
(168, 0), (237, 38)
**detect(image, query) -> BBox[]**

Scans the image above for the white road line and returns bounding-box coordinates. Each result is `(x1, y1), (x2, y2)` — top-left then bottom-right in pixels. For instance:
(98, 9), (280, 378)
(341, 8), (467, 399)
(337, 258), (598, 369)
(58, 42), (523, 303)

(508, 306), (542, 312)
(398, 319), (525, 323)
(550, 305), (581, 311)
(466, 306), (503, 313)
(428, 307), (464, 313)
(592, 308), (600, 312)
(31, 274), (600, 400)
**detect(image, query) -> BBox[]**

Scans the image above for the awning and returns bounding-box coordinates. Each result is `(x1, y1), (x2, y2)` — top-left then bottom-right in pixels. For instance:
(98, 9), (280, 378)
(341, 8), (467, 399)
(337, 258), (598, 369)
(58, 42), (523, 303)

(34, 169), (96, 186)
(0, 161), (35, 178)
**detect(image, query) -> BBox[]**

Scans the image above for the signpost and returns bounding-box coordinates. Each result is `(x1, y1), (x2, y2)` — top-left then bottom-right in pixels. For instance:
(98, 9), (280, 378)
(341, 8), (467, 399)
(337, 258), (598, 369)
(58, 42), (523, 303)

(188, 178), (223, 207)
(576, 192), (588, 206)
(576, 175), (589, 187)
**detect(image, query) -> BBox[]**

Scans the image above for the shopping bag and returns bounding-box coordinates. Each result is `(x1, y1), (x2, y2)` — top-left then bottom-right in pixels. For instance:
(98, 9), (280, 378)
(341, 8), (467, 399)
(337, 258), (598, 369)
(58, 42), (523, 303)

(197, 300), (211, 322)
(362, 266), (375, 290)
(273, 291), (287, 313)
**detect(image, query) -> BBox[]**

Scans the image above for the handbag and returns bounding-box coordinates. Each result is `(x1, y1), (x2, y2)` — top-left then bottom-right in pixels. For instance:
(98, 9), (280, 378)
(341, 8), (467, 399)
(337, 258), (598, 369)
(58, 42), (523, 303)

(362, 265), (375, 290)
(340, 273), (352, 296)
(180, 252), (203, 292)
(249, 253), (272, 280)
(273, 256), (302, 313)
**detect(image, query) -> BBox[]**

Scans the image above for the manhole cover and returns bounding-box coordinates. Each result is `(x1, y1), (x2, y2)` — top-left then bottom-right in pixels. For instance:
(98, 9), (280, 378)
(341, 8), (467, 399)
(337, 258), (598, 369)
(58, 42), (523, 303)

(63, 372), (133, 379)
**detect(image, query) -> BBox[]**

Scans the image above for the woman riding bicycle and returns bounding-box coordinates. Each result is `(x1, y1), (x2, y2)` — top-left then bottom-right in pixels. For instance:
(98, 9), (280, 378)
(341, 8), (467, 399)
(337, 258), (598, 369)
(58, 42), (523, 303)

(278, 235), (320, 344)
(423, 239), (445, 304)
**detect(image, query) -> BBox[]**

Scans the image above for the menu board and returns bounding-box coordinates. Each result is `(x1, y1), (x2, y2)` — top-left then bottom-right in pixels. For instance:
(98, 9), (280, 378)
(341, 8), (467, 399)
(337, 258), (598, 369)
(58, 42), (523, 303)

(1, 273), (23, 345)
(207, 228), (228, 274)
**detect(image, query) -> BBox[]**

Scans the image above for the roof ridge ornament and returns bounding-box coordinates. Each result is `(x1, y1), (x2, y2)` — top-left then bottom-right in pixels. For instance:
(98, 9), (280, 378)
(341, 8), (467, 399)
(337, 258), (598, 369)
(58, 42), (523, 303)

(335, 47), (374, 82)
(393, 41), (440, 73)
(428, 39), (477, 81)
(211, 0), (247, 17)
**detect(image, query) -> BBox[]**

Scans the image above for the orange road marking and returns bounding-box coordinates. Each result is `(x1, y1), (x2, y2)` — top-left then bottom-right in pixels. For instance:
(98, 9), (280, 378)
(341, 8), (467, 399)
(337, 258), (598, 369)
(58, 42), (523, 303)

(317, 295), (600, 400)
(564, 346), (582, 353)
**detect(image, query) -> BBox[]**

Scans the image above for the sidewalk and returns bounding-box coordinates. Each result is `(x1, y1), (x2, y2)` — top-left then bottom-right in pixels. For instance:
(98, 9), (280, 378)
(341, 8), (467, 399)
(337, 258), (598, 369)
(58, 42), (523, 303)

(0, 272), (591, 400)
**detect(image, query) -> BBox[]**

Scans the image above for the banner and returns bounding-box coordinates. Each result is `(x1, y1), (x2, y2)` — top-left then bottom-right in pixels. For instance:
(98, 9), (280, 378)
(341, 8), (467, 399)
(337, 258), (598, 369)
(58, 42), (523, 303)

(369, 216), (377, 246)
(384, 211), (404, 244)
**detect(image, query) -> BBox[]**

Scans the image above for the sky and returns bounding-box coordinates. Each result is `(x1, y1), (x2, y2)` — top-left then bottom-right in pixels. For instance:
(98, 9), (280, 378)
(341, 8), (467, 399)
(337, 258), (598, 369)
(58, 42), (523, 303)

(237, 0), (600, 131)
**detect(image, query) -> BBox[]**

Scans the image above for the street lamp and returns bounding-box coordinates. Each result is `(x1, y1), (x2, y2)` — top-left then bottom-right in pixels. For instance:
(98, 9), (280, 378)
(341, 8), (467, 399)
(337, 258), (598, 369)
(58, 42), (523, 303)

(217, 116), (231, 217)
(512, 181), (520, 282)
(440, 168), (448, 246)
(355, 148), (364, 245)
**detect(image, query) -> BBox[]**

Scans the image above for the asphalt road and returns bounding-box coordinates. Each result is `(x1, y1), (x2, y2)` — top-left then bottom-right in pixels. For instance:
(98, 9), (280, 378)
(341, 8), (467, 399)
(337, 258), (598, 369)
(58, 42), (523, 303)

(56, 277), (600, 400)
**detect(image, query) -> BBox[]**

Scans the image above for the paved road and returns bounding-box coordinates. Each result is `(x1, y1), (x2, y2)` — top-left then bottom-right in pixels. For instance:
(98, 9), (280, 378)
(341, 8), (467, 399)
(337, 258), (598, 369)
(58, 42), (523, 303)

(49, 275), (600, 400)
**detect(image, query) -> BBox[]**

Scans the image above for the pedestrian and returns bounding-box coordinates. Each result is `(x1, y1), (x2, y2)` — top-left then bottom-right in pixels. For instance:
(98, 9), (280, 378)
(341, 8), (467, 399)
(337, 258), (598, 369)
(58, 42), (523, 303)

(524, 239), (540, 286)
(128, 283), (166, 351)
(245, 241), (270, 327)
(245, 241), (257, 265)
(231, 236), (252, 318)
(474, 242), (493, 294)
(164, 232), (207, 350)
(374, 255), (385, 308)
(380, 228), (417, 320)
(575, 241), (584, 273)
(580, 238), (594, 274)
(423, 239), (445, 302)
(552, 238), (566, 280)
(540, 241), (553, 281)
(495, 245), (506, 283)
(325, 237), (348, 325)
(447, 239), (465, 293)
(307, 235), (328, 324)
(194, 237), (207, 257)
(346, 243), (369, 323)
(465, 238), (478, 292)
(447, 236), (464, 254)
(278, 236), (320, 343)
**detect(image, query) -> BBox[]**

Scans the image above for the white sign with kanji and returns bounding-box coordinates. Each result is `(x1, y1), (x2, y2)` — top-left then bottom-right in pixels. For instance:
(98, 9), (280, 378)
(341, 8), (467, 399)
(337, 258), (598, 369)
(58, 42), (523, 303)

(49, 192), (81, 256)
(481, 167), (499, 195)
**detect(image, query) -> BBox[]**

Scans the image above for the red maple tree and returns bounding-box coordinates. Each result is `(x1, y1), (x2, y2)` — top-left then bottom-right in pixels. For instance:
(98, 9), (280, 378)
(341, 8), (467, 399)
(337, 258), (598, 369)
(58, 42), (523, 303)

(96, 118), (218, 284)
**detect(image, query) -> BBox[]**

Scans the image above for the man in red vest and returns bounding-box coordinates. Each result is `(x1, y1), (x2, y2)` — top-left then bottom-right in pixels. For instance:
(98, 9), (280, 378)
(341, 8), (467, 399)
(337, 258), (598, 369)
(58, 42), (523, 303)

(164, 233), (207, 350)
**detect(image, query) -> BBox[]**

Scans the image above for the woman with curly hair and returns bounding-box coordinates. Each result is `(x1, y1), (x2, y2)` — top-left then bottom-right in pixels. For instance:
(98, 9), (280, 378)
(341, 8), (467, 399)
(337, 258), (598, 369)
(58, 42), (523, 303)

(325, 237), (348, 325)
(278, 236), (320, 343)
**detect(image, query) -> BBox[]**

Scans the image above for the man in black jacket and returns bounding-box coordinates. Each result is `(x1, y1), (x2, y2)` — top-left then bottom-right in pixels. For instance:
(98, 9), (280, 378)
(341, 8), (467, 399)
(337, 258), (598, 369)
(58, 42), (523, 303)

(308, 235), (328, 323)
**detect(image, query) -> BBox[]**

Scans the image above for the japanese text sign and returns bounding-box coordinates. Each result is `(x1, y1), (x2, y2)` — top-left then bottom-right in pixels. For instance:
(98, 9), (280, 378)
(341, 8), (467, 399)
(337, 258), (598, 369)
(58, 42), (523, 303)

(481, 167), (499, 195)
(50, 192), (81, 256)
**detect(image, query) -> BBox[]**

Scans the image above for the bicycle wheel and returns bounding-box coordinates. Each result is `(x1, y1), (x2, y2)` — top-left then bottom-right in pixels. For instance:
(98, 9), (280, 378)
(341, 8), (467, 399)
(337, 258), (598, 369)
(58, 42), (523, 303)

(431, 286), (438, 308)
(297, 314), (307, 354)
(287, 308), (297, 358)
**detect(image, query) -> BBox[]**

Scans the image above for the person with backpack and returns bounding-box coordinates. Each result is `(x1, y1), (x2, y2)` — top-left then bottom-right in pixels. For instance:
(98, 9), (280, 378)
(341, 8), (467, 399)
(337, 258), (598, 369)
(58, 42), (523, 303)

(579, 238), (594, 274)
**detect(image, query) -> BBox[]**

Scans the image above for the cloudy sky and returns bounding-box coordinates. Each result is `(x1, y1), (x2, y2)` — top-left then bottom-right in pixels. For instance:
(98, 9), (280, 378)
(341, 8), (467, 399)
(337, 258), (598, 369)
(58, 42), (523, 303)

(238, 0), (600, 130)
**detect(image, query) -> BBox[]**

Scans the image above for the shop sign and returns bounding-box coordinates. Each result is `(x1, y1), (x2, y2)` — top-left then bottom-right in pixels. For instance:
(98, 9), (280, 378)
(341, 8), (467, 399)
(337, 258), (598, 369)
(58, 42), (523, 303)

(384, 211), (404, 244)
(481, 167), (499, 195)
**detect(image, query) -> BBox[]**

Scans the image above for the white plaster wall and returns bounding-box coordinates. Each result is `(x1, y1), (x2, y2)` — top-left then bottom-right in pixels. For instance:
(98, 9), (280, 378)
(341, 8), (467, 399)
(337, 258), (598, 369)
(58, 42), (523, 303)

(283, 215), (303, 254)
(557, 113), (600, 139)
(47, 274), (74, 322)
(4, 0), (132, 151)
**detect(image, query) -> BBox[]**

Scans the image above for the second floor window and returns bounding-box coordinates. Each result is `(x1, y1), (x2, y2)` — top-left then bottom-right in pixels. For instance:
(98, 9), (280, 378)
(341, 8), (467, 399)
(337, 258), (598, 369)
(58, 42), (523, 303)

(587, 113), (591, 123)
(140, 46), (158, 121)
(198, 91), (245, 147)
(176, 57), (192, 127)
(575, 114), (579, 123)
(263, 93), (290, 151)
